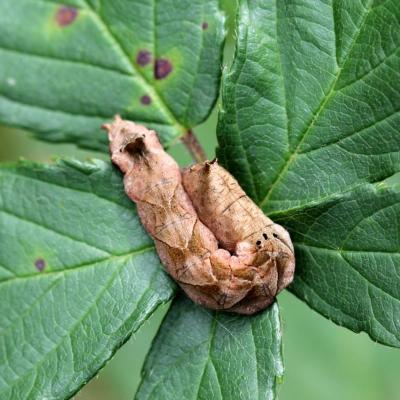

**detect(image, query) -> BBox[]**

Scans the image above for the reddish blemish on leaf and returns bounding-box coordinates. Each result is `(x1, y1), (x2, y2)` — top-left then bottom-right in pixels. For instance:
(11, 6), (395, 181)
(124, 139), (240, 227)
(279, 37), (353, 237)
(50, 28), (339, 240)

(202, 22), (209, 30)
(154, 59), (173, 80)
(56, 6), (78, 26)
(136, 50), (152, 67)
(35, 258), (46, 272)
(140, 95), (152, 105)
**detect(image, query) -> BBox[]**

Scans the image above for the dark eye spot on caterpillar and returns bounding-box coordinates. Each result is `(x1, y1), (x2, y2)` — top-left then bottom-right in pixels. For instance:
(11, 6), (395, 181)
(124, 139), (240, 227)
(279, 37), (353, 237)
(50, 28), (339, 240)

(104, 116), (295, 315)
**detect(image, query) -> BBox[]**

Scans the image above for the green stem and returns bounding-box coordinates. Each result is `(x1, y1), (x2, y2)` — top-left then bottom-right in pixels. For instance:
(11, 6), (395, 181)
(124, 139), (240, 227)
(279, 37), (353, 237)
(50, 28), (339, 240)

(180, 130), (207, 163)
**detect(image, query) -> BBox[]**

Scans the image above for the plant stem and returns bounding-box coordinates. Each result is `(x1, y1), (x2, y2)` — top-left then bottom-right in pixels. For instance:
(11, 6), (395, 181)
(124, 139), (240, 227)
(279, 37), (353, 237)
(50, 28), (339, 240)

(180, 130), (207, 163)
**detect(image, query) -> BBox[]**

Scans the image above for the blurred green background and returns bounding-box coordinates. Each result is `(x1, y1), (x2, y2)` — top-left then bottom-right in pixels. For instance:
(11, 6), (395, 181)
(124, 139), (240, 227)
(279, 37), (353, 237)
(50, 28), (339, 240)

(1, 120), (399, 400)
(1, 0), (399, 397)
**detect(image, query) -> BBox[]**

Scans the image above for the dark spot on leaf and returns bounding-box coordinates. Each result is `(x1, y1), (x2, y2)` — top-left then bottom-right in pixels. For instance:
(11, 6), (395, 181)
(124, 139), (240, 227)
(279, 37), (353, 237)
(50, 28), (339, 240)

(140, 95), (152, 105)
(263, 233), (268, 240)
(35, 258), (46, 272)
(56, 6), (78, 26)
(202, 22), (209, 30)
(154, 59), (173, 80)
(137, 50), (152, 67)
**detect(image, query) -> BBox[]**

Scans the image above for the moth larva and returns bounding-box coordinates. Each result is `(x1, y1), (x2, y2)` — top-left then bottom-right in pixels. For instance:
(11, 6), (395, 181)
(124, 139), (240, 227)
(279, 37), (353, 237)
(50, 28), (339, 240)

(104, 116), (295, 314)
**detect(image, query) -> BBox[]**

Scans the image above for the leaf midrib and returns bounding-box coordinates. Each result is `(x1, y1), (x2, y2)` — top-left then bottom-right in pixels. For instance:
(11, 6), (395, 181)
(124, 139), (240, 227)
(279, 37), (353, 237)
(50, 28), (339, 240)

(0, 245), (154, 285)
(193, 314), (219, 400)
(268, 174), (397, 219)
(258, 1), (374, 208)
(0, 207), (111, 256)
(0, 46), (175, 125)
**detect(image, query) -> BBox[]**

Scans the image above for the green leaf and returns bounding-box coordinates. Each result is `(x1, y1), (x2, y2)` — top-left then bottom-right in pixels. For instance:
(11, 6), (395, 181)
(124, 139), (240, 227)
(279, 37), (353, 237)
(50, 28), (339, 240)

(136, 296), (283, 400)
(217, 0), (400, 346)
(0, 0), (225, 151)
(278, 180), (400, 347)
(0, 159), (176, 399)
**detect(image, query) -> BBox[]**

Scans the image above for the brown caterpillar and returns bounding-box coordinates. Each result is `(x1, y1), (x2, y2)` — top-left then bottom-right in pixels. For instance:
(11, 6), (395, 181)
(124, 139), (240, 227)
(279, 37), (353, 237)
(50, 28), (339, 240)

(104, 116), (295, 314)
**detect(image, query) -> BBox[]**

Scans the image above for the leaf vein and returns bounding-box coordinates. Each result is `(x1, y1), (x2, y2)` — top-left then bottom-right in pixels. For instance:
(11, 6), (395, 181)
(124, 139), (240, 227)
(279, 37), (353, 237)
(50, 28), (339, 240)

(0, 208), (110, 256)
(84, 0), (186, 135)
(259, 1), (374, 208)
(0, 246), (154, 285)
